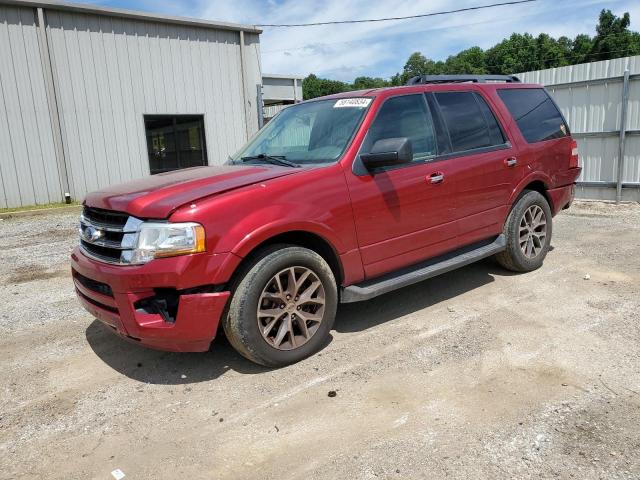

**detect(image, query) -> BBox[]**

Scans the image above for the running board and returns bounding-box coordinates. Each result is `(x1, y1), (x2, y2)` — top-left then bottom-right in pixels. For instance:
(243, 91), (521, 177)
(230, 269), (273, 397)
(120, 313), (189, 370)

(341, 235), (506, 303)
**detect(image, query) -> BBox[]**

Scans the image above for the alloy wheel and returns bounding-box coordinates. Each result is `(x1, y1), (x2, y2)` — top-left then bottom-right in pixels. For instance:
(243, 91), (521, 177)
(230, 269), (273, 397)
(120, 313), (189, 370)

(519, 204), (547, 259)
(257, 266), (325, 350)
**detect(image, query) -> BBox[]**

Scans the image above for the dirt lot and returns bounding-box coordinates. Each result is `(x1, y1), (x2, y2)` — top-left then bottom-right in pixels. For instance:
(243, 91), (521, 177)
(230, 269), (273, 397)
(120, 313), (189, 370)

(1, 201), (639, 480)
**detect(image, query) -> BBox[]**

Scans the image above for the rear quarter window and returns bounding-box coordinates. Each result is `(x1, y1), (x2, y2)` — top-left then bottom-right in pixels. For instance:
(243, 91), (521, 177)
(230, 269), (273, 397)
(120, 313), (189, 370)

(497, 88), (568, 143)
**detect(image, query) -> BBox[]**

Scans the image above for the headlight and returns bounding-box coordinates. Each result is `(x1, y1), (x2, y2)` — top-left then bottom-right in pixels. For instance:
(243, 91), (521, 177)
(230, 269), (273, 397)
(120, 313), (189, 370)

(121, 222), (206, 264)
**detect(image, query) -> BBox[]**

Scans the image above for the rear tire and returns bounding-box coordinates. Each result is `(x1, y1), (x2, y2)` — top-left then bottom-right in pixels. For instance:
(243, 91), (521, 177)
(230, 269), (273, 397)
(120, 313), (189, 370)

(222, 245), (338, 367)
(495, 190), (552, 272)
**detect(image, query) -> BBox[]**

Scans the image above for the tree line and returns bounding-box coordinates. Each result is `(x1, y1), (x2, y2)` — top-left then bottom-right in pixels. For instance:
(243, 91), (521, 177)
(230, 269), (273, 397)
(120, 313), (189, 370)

(303, 9), (640, 99)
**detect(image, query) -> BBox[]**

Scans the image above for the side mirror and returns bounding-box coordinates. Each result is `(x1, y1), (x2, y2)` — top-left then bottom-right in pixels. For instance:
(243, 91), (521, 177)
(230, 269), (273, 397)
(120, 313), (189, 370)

(360, 137), (413, 170)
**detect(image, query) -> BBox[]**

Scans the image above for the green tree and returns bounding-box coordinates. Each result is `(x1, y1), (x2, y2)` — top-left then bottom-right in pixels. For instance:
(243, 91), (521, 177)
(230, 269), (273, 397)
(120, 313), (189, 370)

(302, 74), (350, 99)
(591, 9), (640, 60)
(352, 76), (390, 90)
(571, 34), (594, 64)
(485, 33), (538, 74)
(442, 47), (487, 74)
(535, 34), (570, 69)
(397, 52), (444, 84)
(303, 9), (639, 97)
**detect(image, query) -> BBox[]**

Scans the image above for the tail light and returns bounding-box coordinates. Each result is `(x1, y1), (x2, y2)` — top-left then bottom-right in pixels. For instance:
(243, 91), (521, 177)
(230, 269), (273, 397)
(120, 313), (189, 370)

(570, 139), (579, 168)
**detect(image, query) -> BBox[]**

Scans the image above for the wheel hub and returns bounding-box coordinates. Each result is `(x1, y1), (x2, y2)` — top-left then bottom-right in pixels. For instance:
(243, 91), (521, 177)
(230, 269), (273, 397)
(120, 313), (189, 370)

(257, 266), (325, 351)
(519, 204), (547, 259)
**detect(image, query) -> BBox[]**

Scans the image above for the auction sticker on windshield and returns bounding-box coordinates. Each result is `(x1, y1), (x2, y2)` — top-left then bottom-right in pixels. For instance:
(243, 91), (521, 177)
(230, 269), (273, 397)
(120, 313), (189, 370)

(334, 98), (372, 108)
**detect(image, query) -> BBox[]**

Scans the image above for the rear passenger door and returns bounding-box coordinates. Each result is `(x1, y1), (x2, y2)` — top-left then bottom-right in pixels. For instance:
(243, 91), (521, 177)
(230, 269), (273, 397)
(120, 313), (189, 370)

(432, 90), (521, 245)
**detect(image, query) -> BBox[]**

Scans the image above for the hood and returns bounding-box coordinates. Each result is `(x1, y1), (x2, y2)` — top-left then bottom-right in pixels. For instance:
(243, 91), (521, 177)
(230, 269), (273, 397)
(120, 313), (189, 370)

(83, 164), (299, 218)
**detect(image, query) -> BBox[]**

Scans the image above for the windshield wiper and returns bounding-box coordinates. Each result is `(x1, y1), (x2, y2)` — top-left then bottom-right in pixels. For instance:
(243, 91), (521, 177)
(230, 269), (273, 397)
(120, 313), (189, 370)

(240, 153), (301, 168)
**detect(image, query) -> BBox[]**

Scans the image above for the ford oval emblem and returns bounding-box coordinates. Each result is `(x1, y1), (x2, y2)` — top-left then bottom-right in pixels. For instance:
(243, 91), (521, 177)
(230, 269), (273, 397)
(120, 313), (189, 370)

(83, 226), (103, 242)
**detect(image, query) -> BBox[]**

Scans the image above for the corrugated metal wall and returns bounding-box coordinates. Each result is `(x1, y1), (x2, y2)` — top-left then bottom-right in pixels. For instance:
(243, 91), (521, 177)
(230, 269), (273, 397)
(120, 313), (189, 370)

(0, 3), (261, 208)
(519, 56), (640, 201)
(0, 5), (62, 208)
(242, 31), (263, 137)
(45, 10), (258, 201)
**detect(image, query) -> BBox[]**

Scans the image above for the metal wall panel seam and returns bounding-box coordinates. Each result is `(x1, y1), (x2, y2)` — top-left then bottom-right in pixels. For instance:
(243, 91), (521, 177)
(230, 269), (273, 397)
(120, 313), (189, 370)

(56, 10), (88, 196)
(64, 11), (97, 194)
(199, 28), (222, 163)
(180, 25), (197, 113)
(36, 7), (66, 201)
(97, 14), (123, 184)
(617, 69), (630, 203)
(158, 22), (177, 114)
(21, 6), (54, 203)
(123, 18), (146, 179)
(239, 30), (250, 140)
(112, 16), (139, 182)
(136, 22), (155, 113)
(86, 13), (115, 187)
(73, 12), (102, 192)
(213, 29), (233, 158)
(118, 18), (141, 179)
(0, 7), (22, 207)
(6, 6), (37, 204)
(147, 21), (164, 113)
(45, 10), (78, 198)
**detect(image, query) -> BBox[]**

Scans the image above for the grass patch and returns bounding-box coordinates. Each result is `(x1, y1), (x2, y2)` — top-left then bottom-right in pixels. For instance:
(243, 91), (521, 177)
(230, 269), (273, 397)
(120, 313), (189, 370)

(0, 201), (80, 214)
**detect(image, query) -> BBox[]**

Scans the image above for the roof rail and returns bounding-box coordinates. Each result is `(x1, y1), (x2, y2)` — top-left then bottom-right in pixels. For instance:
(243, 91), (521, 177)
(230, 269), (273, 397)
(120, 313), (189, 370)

(406, 74), (521, 85)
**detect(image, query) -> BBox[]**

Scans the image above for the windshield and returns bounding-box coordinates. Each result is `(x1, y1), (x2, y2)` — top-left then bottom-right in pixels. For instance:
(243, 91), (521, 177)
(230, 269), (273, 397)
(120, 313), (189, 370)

(232, 98), (371, 165)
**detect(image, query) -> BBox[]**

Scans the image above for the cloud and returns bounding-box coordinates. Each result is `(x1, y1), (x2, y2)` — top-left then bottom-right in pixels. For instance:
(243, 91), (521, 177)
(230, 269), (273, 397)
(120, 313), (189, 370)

(96, 0), (640, 80)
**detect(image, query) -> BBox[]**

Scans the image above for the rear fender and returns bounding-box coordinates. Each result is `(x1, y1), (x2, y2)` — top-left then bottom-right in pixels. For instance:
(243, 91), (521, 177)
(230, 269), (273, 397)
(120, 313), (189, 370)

(507, 171), (552, 206)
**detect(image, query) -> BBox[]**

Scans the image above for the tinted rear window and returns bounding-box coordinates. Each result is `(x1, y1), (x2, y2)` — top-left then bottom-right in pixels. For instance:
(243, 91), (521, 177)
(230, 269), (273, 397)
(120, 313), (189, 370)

(497, 88), (568, 143)
(435, 92), (505, 152)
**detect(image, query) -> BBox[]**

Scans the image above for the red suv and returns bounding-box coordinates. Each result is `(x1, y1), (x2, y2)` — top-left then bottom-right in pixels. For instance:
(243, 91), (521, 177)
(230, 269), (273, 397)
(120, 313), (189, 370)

(71, 75), (581, 366)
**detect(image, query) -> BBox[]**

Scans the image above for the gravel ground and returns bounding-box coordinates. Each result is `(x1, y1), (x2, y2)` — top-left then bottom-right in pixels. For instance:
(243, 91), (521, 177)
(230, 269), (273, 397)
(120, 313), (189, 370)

(1, 201), (639, 480)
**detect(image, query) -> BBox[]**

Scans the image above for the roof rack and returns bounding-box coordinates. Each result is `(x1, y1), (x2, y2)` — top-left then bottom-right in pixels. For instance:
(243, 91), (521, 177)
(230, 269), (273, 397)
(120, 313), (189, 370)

(406, 75), (521, 85)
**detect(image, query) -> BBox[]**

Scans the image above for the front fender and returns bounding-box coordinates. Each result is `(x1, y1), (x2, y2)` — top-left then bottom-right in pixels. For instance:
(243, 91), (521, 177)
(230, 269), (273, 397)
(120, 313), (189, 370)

(230, 217), (345, 259)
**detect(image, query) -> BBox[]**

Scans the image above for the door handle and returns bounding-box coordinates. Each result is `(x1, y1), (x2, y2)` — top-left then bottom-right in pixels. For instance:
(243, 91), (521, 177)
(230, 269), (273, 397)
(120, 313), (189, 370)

(428, 173), (444, 184)
(505, 157), (517, 167)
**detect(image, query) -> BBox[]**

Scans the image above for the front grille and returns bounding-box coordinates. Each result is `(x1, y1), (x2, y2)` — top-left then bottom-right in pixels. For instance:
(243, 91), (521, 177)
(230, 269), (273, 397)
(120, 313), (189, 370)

(72, 269), (113, 297)
(82, 206), (129, 229)
(79, 206), (141, 265)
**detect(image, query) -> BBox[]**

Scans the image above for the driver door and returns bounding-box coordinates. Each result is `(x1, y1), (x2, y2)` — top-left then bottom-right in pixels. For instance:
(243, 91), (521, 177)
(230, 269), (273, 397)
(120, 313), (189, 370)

(345, 94), (459, 279)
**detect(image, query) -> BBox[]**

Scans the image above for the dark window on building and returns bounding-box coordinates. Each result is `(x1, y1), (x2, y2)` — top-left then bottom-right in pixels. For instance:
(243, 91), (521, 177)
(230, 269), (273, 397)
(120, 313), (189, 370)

(145, 115), (207, 174)
(434, 91), (505, 153)
(363, 94), (437, 162)
(497, 88), (568, 143)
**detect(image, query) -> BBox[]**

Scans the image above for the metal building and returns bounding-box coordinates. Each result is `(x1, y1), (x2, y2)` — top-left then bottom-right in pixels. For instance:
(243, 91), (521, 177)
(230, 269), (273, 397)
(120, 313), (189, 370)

(261, 73), (304, 123)
(519, 56), (640, 202)
(0, 0), (262, 209)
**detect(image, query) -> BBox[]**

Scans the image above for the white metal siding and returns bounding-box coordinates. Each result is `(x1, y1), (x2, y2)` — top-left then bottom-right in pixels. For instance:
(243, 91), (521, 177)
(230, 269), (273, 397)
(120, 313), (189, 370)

(242, 32), (262, 137)
(519, 56), (640, 188)
(262, 76), (302, 102)
(0, 5), (61, 208)
(44, 10), (254, 200)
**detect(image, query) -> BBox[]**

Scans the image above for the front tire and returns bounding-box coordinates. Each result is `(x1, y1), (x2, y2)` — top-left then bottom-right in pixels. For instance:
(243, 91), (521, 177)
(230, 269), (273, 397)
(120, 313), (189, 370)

(223, 245), (338, 367)
(495, 190), (552, 272)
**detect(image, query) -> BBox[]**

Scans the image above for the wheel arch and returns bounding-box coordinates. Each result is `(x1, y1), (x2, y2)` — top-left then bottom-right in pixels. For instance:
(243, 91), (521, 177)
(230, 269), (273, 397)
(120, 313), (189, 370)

(509, 173), (553, 210)
(228, 230), (344, 292)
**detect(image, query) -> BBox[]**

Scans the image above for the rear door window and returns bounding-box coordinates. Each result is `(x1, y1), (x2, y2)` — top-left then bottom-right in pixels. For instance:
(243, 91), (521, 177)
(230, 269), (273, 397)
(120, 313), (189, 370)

(434, 92), (506, 152)
(497, 88), (568, 143)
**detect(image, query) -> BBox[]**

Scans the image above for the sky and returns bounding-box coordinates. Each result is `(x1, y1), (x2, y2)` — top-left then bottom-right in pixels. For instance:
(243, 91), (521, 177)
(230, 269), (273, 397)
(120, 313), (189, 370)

(88, 0), (640, 81)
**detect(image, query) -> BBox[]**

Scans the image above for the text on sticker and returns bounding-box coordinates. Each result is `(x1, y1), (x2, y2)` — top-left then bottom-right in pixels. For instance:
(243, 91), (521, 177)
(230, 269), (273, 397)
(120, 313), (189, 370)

(334, 98), (372, 108)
